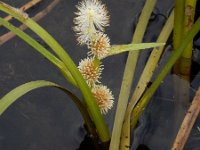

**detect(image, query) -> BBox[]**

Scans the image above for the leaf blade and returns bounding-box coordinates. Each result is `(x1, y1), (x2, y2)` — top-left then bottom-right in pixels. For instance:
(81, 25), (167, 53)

(108, 43), (165, 57)
(0, 17), (77, 87)
(0, 2), (110, 142)
(0, 80), (65, 115)
(0, 80), (97, 136)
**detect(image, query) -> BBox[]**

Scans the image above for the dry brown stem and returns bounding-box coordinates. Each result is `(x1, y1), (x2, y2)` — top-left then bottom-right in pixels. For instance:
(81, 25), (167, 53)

(0, 0), (60, 45)
(172, 87), (200, 150)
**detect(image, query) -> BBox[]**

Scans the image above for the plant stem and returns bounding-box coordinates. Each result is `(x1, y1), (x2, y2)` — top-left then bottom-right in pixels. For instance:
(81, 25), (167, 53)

(131, 16), (200, 129)
(129, 10), (174, 125)
(177, 0), (197, 80)
(182, 0), (197, 58)
(109, 0), (157, 149)
(173, 0), (185, 76)
(0, 2), (110, 142)
(173, 0), (185, 50)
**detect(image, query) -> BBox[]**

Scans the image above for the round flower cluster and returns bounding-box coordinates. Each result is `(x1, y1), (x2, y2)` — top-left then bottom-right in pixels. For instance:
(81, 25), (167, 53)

(74, 0), (110, 59)
(74, 0), (113, 114)
(88, 32), (110, 59)
(92, 85), (114, 114)
(78, 57), (103, 86)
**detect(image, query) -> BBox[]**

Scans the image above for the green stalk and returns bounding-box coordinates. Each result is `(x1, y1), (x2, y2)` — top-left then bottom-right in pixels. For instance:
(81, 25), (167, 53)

(173, 0), (185, 50)
(173, 0), (197, 138)
(0, 18), (77, 87)
(131, 16), (200, 129)
(178, 0), (197, 80)
(0, 2), (110, 142)
(129, 10), (174, 121)
(173, 0), (185, 75)
(109, 0), (157, 149)
(182, 0), (197, 59)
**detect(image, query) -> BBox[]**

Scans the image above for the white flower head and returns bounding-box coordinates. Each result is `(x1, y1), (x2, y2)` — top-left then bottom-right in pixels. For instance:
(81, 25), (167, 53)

(74, 0), (110, 45)
(78, 57), (103, 86)
(92, 85), (114, 114)
(88, 32), (110, 59)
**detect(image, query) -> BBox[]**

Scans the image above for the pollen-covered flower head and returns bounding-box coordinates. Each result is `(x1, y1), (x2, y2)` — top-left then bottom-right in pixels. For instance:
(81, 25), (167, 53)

(78, 57), (103, 86)
(92, 85), (114, 114)
(88, 32), (110, 59)
(74, 0), (109, 45)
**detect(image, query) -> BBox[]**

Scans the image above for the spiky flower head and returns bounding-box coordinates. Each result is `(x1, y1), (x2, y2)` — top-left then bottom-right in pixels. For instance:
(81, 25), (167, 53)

(88, 32), (110, 59)
(92, 85), (114, 114)
(74, 0), (109, 45)
(78, 57), (103, 86)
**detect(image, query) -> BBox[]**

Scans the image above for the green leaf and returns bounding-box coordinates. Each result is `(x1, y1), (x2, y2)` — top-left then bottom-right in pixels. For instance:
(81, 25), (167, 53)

(0, 81), (79, 116)
(0, 17), (77, 87)
(120, 10), (174, 150)
(131, 16), (200, 129)
(0, 2), (110, 142)
(0, 80), (97, 136)
(108, 43), (165, 57)
(109, 0), (158, 149)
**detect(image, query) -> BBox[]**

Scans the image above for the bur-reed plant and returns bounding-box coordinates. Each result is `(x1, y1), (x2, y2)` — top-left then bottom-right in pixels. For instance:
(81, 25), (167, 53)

(0, 0), (163, 148)
(0, 0), (200, 150)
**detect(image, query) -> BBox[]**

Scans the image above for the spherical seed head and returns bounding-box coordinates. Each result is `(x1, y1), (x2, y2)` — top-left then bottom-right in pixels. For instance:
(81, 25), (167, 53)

(78, 57), (103, 86)
(74, 0), (110, 45)
(88, 32), (110, 59)
(92, 85), (114, 114)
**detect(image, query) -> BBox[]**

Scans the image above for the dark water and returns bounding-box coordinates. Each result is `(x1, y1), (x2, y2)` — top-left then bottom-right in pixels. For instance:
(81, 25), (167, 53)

(0, 0), (200, 150)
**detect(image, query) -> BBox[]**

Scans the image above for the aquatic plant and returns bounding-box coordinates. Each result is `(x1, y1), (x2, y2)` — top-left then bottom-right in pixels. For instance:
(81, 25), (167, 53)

(0, 0), (200, 150)
(0, 0), (163, 147)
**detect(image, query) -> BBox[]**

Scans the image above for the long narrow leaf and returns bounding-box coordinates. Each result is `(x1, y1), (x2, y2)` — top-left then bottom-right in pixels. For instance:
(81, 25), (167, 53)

(107, 43), (165, 57)
(119, 10), (174, 150)
(129, 10), (174, 123)
(0, 17), (77, 87)
(0, 80), (97, 136)
(0, 2), (110, 142)
(110, 0), (157, 149)
(131, 16), (200, 129)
